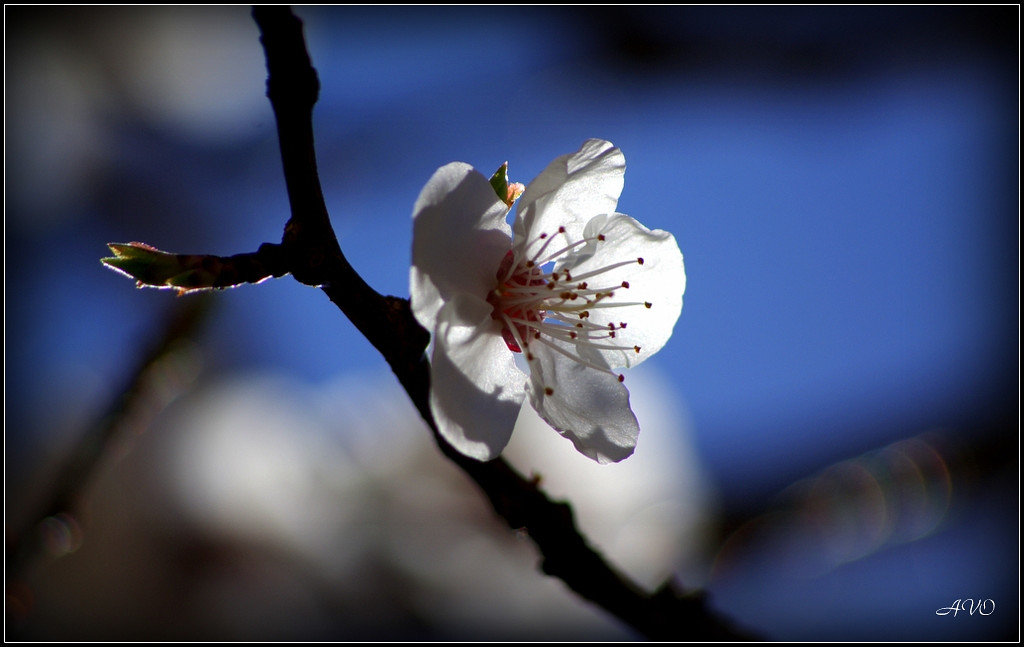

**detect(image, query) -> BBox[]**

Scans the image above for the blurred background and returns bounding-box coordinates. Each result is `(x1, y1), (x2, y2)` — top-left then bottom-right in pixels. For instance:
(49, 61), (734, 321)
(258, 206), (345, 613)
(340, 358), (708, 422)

(5, 5), (1018, 641)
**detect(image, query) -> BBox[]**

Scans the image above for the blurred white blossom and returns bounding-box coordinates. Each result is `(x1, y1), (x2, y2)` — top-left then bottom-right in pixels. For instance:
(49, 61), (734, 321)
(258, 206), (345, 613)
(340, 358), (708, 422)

(19, 368), (713, 640)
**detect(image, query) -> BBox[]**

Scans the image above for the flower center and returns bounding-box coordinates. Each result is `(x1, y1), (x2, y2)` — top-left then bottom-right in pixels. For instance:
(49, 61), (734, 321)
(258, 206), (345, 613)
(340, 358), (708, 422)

(486, 226), (648, 382)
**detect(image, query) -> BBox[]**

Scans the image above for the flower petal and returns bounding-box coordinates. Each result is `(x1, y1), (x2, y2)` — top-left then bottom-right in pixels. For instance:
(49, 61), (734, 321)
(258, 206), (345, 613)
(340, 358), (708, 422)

(429, 293), (527, 461)
(513, 139), (624, 248)
(561, 213), (685, 369)
(526, 338), (639, 464)
(411, 162), (512, 332)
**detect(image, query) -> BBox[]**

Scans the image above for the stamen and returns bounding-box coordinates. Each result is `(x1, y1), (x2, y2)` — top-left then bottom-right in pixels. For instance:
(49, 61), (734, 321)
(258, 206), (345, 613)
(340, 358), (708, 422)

(567, 259), (641, 283)
(567, 300), (649, 309)
(487, 223), (652, 382)
(535, 337), (624, 381)
(528, 231), (559, 264)
(500, 311), (530, 355)
(534, 238), (591, 266)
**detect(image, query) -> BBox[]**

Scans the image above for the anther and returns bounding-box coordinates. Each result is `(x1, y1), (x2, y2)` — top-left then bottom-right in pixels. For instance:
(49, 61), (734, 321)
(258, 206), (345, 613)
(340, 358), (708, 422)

(597, 234), (605, 241)
(617, 374), (625, 382)
(634, 345), (641, 353)
(644, 302), (652, 308)
(621, 281), (630, 288)
(637, 257), (644, 265)
(545, 386), (554, 396)
(558, 226), (566, 233)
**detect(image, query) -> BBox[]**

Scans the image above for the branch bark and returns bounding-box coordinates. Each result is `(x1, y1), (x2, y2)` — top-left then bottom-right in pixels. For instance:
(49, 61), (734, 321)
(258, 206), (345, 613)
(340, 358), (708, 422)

(252, 6), (754, 640)
(7, 296), (212, 583)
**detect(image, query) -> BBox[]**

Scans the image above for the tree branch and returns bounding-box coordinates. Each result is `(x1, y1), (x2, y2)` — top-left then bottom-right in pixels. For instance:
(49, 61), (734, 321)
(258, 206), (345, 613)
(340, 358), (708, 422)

(7, 296), (212, 583)
(252, 6), (755, 640)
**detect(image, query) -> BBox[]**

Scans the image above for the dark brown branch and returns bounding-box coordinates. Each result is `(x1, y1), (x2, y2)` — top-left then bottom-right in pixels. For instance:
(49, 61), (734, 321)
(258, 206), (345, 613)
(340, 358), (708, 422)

(252, 6), (755, 641)
(7, 296), (212, 582)
(254, 5), (338, 287)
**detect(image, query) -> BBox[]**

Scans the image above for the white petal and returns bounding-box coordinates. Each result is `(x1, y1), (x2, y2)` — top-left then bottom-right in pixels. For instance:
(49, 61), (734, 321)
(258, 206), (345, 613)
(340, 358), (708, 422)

(513, 139), (624, 248)
(429, 293), (527, 461)
(562, 213), (685, 369)
(526, 338), (639, 464)
(410, 162), (512, 332)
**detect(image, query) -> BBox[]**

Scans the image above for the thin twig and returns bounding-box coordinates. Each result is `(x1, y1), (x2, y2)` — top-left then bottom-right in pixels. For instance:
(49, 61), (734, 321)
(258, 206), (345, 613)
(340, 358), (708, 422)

(7, 296), (212, 582)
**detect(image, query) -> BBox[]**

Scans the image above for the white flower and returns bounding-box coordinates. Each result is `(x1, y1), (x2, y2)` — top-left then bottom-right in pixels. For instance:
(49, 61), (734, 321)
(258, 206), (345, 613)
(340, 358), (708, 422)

(409, 139), (685, 464)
